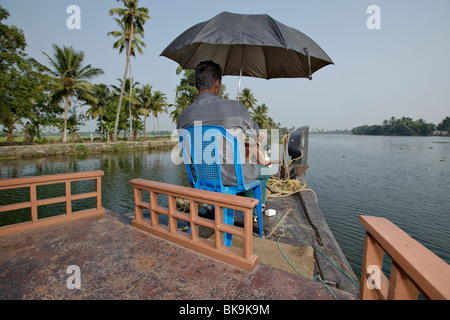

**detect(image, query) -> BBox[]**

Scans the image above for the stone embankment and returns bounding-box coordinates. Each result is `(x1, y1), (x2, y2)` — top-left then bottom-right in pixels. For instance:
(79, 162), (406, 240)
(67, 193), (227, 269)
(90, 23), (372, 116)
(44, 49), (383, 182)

(0, 139), (177, 159)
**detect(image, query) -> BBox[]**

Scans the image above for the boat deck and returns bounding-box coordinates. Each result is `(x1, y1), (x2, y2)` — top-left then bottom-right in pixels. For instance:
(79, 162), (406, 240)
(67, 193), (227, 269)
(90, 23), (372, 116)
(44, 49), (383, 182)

(0, 207), (356, 300)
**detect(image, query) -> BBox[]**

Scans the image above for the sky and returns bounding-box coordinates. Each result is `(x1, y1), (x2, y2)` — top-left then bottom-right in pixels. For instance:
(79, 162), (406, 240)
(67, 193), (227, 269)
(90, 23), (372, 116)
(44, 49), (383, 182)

(2, 0), (450, 132)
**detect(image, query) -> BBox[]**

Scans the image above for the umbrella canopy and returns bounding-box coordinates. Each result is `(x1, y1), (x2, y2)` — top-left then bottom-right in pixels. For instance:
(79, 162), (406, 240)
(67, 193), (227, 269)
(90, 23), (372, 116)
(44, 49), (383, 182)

(160, 11), (333, 80)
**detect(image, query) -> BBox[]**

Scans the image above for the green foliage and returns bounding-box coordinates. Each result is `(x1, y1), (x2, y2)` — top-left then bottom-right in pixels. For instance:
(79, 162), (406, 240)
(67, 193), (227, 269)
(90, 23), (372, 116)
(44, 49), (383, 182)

(0, 6), (50, 142)
(239, 88), (257, 111)
(30, 44), (104, 142)
(74, 144), (89, 153)
(352, 116), (438, 136)
(436, 116), (450, 132)
(171, 66), (198, 123)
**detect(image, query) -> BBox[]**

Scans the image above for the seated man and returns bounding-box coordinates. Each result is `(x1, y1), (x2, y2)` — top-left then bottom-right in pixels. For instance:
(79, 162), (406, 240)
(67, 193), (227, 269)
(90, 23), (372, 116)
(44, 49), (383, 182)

(177, 60), (271, 217)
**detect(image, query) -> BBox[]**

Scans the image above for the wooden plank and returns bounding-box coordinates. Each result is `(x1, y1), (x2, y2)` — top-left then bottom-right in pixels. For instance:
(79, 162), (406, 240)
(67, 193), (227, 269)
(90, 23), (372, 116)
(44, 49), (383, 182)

(0, 202), (31, 213)
(0, 171), (104, 190)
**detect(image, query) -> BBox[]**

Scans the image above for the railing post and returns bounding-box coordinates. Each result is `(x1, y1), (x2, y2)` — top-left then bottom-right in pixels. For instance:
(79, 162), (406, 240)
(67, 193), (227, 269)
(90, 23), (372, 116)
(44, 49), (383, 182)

(167, 195), (177, 233)
(149, 191), (159, 226)
(360, 232), (385, 300)
(65, 181), (72, 216)
(243, 208), (253, 260)
(96, 177), (102, 212)
(388, 263), (419, 300)
(214, 205), (223, 249)
(30, 184), (37, 223)
(133, 187), (143, 222)
(189, 198), (199, 241)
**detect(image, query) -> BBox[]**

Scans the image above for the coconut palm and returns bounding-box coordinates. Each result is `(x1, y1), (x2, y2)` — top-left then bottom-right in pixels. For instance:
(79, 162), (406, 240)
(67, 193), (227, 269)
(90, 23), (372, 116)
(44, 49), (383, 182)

(30, 45), (103, 142)
(135, 84), (153, 140)
(85, 84), (111, 141)
(251, 103), (269, 128)
(108, 18), (146, 140)
(170, 103), (185, 124)
(150, 91), (168, 137)
(109, 0), (150, 142)
(239, 88), (257, 112)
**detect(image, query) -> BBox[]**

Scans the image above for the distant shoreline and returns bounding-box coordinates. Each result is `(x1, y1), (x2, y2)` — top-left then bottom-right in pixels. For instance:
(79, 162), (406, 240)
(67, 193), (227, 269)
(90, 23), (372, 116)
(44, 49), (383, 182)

(0, 138), (177, 160)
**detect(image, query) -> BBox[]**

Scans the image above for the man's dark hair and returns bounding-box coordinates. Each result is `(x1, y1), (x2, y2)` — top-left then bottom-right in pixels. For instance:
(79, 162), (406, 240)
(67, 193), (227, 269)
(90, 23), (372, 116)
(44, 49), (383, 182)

(195, 61), (222, 91)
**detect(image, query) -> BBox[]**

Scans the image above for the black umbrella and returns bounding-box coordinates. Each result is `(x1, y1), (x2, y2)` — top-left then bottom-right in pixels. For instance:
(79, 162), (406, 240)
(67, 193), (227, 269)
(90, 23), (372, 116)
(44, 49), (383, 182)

(161, 11), (333, 97)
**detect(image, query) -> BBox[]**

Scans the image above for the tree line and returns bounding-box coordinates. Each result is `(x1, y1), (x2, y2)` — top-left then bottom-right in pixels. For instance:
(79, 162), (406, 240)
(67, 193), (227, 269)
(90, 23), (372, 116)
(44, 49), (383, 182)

(352, 116), (450, 136)
(0, 1), (283, 144)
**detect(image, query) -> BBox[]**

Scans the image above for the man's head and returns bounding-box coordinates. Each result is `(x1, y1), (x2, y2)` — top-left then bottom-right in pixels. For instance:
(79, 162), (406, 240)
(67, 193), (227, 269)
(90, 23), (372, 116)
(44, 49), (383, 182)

(195, 61), (222, 95)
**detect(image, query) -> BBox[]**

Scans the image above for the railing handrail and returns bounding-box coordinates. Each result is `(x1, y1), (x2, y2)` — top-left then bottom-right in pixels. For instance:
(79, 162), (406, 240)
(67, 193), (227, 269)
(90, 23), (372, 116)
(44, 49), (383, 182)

(0, 170), (104, 189)
(130, 178), (259, 271)
(359, 215), (450, 300)
(0, 171), (105, 236)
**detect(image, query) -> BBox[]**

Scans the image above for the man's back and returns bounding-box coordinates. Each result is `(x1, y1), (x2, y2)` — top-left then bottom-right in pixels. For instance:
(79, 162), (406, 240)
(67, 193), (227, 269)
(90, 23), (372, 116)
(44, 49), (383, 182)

(177, 92), (260, 186)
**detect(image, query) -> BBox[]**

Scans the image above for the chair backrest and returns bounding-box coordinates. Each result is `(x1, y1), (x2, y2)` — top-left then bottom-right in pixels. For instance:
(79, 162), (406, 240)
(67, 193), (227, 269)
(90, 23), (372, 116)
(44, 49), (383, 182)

(179, 125), (245, 191)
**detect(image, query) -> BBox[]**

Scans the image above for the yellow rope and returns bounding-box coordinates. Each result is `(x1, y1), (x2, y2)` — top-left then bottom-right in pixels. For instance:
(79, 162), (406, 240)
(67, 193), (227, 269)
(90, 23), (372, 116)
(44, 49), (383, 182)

(266, 176), (318, 202)
(268, 136), (317, 200)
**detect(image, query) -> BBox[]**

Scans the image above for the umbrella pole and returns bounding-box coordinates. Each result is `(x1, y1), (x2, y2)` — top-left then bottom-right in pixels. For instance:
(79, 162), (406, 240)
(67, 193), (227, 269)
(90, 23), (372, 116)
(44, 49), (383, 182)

(304, 47), (312, 80)
(236, 66), (242, 100)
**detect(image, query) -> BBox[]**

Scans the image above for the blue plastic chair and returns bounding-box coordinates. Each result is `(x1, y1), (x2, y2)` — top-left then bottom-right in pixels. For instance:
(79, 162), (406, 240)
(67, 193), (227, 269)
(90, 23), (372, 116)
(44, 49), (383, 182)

(179, 125), (263, 247)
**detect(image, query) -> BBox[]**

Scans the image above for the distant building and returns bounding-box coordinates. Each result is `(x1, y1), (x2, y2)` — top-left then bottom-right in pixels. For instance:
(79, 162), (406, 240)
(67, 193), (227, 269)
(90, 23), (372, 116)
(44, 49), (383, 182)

(432, 130), (449, 136)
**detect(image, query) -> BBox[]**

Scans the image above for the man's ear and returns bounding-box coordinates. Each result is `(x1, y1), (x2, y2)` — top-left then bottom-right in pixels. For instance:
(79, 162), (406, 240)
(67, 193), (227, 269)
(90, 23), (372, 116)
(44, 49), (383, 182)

(213, 79), (221, 95)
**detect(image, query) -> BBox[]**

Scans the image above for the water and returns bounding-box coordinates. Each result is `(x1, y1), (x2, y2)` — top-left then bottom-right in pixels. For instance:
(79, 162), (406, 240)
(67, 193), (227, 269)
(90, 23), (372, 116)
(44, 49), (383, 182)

(305, 134), (450, 279)
(1, 135), (449, 281)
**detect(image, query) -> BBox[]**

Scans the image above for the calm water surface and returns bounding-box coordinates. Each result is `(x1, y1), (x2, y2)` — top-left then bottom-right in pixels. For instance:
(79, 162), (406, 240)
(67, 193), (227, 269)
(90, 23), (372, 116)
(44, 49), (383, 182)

(306, 135), (450, 278)
(1, 135), (449, 280)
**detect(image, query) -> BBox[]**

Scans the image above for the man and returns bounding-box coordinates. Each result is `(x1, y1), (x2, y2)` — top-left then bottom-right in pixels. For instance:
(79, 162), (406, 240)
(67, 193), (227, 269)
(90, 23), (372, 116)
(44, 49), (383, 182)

(177, 60), (271, 216)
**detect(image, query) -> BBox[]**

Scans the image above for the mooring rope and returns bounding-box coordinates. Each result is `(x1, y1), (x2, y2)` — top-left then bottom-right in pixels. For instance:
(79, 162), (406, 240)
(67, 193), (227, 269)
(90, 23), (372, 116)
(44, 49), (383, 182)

(266, 145), (318, 202)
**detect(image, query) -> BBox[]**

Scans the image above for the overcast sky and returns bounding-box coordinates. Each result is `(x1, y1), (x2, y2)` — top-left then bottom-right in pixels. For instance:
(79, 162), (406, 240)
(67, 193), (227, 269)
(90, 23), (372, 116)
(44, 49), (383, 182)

(3, 0), (450, 132)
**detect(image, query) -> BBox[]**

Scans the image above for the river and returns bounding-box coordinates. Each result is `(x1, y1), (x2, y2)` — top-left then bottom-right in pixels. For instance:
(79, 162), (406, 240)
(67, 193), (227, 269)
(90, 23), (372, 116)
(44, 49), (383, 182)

(1, 134), (449, 280)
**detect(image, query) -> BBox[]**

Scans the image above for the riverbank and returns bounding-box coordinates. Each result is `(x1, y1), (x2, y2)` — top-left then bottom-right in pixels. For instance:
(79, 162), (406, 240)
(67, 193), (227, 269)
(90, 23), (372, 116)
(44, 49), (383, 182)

(0, 139), (177, 160)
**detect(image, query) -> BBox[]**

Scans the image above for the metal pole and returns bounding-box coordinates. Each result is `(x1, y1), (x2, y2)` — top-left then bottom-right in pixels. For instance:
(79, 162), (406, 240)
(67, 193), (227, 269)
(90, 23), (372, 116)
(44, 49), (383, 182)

(236, 45), (245, 100)
(236, 66), (242, 100)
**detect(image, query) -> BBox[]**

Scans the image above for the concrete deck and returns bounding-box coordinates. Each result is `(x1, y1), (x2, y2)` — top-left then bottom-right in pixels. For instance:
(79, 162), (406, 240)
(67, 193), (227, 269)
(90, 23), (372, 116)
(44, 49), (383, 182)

(0, 210), (356, 300)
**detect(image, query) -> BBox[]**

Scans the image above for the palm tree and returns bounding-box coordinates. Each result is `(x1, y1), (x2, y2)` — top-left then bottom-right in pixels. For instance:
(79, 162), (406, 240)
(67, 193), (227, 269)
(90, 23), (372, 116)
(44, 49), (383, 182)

(108, 18), (145, 140)
(170, 103), (184, 124)
(109, 0), (150, 142)
(135, 84), (153, 140)
(30, 45), (103, 142)
(150, 91), (168, 137)
(239, 88), (257, 111)
(252, 103), (269, 128)
(85, 84), (111, 140)
(101, 120), (114, 143)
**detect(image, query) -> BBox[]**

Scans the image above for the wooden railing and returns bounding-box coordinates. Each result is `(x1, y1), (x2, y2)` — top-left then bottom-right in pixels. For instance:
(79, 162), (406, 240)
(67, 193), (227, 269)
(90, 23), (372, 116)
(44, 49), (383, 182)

(130, 179), (259, 271)
(360, 215), (450, 300)
(0, 171), (105, 236)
